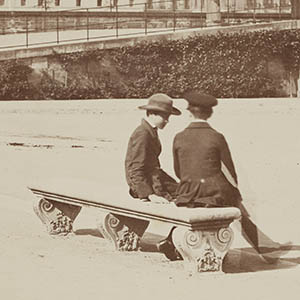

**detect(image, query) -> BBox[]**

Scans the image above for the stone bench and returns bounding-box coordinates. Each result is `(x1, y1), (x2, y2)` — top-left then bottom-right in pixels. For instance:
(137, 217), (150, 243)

(28, 180), (241, 274)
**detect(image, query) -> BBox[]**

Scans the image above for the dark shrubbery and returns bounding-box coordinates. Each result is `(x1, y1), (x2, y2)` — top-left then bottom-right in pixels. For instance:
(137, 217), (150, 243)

(1, 29), (300, 99)
(0, 61), (34, 100)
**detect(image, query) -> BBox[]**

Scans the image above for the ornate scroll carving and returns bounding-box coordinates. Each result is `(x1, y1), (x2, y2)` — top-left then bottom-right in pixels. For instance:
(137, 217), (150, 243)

(172, 226), (234, 274)
(33, 197), (81, 235)
(97, 213), (141, 251)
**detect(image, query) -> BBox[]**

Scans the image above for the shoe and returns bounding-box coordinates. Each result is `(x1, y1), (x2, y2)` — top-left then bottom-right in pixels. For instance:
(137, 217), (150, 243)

(157, 239), (182, 261)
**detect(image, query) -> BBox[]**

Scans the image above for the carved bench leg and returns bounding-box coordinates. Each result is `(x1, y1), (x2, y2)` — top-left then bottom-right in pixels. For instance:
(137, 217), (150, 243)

(97, 212), (148, 252)
(172, 226), (234, 274)
(33, 197), (81, 235)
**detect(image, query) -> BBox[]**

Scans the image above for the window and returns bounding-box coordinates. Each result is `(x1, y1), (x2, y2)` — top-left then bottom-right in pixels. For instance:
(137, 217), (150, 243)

(38, 0), (43, 6)
(0, 0), (5, 6)
(21, 0), (26, 6)
(147, 0), (153, 9)
(55, 0), (60, 6)
(76, 0), (81, 6)
(263, 0), (274, 8)
(97, 0), (102, 6)
(184, 0), (189, 9)
(173, 0), (177, 9)
(247, 0), (256, 9)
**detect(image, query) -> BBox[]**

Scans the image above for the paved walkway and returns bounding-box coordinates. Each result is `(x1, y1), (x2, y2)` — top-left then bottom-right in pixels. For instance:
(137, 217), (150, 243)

(0, 27), (182, 50)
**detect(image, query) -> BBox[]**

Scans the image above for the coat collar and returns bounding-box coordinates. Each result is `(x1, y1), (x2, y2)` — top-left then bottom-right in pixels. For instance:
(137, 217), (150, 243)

(186, 122), (212, 129)
(141, 119), (158, 138)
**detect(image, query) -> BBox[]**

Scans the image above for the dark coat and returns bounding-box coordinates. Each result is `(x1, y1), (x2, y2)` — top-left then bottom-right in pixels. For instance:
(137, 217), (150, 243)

(125, 119), (177, 200)
(173, 122), (241, 207)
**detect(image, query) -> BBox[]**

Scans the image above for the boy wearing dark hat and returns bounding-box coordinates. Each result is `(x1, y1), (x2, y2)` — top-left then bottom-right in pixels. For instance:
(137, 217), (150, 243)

(173, 91), (241, 208)
(125, 93), (181, 204)
(173, 91), (283, 262)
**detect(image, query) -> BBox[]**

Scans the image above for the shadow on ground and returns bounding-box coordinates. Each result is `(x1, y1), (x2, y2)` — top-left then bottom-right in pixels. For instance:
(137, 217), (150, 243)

(73, 227), (300, 273)
(74, 228), (104, 238)
(224, 245), (300, 273)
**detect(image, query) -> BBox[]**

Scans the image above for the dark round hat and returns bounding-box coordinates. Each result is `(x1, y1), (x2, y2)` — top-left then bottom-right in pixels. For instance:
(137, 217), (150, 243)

(184, 91), (218, 108)
(138, 93), (181, 115)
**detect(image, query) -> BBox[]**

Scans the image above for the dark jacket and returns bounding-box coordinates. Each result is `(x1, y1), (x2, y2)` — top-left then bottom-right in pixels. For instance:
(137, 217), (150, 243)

(125, 119), (177, 200)
(173, 122), (241, 207)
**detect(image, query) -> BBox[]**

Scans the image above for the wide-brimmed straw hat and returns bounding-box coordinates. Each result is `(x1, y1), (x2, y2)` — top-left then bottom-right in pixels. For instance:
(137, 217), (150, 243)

(138, 93), (181, 116)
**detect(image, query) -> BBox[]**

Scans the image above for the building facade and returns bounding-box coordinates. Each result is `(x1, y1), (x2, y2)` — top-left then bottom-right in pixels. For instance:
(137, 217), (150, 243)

(0, 0), (292, 11)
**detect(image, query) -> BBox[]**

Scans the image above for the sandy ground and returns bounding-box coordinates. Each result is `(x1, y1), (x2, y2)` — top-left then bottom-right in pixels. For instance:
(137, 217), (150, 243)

(0, 98), (300, 300)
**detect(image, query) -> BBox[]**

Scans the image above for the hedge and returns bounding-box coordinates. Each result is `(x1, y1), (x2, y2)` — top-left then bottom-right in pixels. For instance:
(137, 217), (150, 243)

(1, 29), (300, 100)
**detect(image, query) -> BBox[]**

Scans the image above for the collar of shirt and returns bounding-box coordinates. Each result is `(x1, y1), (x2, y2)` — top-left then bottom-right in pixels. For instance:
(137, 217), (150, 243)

(144, 117), (157, 129)
(191, 119), (207, 123)
(142, 118), (159, 140)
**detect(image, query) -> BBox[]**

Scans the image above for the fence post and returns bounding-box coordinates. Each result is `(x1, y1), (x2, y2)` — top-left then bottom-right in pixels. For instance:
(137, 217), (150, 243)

(279, 0), (281, 20)
(144, 3), (147, 35)
(200, 0), (203, 27)
(206, 0), (221, 26)
(173, 2), (176, 32)
(87, 8), (89, 41)
(253, 0), (256, 23)
(56, 11), (59, 44)
(25, 16), (28, 48)
(291, 0), (300, 19)
(227, 0), (230, 24)
(2, 17), (4, 35)
(116, 4), (119, 38)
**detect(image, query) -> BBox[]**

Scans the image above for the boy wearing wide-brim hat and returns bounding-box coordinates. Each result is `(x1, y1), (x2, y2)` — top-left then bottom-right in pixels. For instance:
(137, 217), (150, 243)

(125, 93), (181, 204)
(124, 93), (182, 258)
(138, 93), (181, 117)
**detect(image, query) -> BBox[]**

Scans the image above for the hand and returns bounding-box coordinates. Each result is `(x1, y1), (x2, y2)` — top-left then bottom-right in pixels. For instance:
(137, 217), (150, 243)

(140, 198), (150, 203)
(148, 194), (170, 204)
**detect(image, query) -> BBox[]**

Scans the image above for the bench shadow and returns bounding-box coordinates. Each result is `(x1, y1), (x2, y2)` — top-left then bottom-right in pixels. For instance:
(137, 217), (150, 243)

(140, 232), (166, 252)
(74, 228), (104, 239)
(140, 241), (160, 252)
(224, 244), (300, 274)
(73, 228), (160, 252)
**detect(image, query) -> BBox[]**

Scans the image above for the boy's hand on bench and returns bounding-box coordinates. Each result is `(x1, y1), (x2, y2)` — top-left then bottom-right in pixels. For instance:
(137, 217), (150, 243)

(148, 194), (171, 204)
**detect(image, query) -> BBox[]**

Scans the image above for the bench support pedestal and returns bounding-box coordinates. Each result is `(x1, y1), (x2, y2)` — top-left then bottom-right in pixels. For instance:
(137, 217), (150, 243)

(172, 225), (234, 274)
(33, 198), (81, 235)
(97, 212), (148, 251)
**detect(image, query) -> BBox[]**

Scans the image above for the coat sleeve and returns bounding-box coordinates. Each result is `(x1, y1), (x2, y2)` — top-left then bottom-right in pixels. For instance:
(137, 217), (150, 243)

(219, 134), (238, 184)
(172, 135), (181, 180)
(127, 130), (153, 198)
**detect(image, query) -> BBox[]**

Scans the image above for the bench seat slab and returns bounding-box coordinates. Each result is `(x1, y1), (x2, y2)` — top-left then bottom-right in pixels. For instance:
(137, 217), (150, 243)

(33, 197), (81, 235)
(172, 225), (234, 274)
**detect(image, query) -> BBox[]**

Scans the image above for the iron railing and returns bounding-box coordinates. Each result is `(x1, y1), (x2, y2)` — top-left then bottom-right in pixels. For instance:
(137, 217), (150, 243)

(0, 0), (293, 50)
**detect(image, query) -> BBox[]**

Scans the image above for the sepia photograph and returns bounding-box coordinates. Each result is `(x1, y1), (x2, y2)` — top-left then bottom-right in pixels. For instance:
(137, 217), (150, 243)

(1, 1), (300, 299)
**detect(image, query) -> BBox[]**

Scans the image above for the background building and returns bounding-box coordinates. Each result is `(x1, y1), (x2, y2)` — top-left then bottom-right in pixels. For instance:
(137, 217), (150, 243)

(0, 0), (292, 11)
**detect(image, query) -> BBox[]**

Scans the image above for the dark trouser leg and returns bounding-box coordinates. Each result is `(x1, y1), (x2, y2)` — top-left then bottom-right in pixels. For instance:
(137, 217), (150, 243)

(237, 203), (292, 263)
(159, 170), (178, 200)
(240, 212), (280, 254)
(157, 227), (183, 261)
